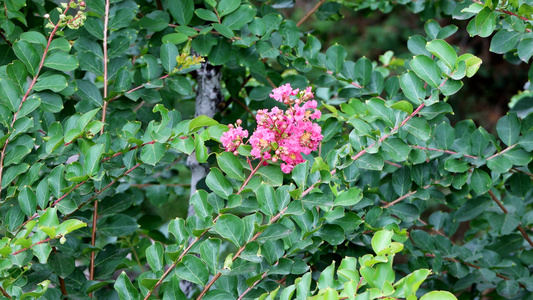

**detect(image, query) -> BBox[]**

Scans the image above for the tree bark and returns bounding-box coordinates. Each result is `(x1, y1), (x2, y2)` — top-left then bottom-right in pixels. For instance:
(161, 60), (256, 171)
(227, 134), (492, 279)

(181, 59), (222, 296)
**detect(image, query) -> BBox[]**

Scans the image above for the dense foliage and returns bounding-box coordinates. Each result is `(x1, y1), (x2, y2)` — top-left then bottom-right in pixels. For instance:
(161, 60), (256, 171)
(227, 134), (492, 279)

(0, 0), (532, 299)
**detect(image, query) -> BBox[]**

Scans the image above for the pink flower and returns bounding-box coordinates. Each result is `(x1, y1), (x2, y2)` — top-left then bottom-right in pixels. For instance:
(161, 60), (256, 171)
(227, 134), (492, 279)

(269, 83), (299, 103)
(221, 124), (248, 153)
(223, 84), (322, 173)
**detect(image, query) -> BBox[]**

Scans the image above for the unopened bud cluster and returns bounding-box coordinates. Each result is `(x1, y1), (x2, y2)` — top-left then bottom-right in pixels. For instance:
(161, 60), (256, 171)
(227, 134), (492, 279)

(221, 84), (323, 173)
(46, 0), (86, 29)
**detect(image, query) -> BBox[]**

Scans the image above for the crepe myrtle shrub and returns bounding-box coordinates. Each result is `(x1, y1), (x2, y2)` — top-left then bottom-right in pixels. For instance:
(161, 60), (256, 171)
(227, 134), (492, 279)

(1, 0), (533, 299)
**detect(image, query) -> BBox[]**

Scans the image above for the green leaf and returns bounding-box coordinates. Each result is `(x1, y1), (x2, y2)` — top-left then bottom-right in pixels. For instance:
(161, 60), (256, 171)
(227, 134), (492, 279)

(420, 291), (457, 300)
(475, 7), (497, 37)
(518, 38), (533, 62)
(200, 238), (221, 273)
(163, 275), (186, 300)
(218, 0), (241, 17)
(217, 152), (245, 181)
(33, 75), (68, 92)
(354, 57), (372, 86)
(390, 100), (413, 114)
(519, 130), (533, 151)
(326, 44), (346, 74)
(371, 230), (393, 255)
(195, 9), (219, 22)
(4, 145), (30, 167)
(140, 142), (166, 166)
(257, 182), (278, 216)
(146, 242), (164, 272)
(487, 155), (512, 173)
(356, 153), (384, 171)
(75, 80), (103, 107)
(49, 252), (75, 278)
(334, 187), (362, 206)
(191, 190), (212, 219)
(189, 115), (219, 132)
(162, 33), (188, 44)
(400, 71), (426, 104)
(109, 8), (136, 30)
(84, 144), (104, 176)
(44, 52), (79, 71)
(139, 11), (170, 32)
(440, 79), (463, 96)
(392, 167), (411, 196)
(206, 168), (233, 199)
(496, 113), (520, 146)
(426, 39), (457, 69)
(140, 55), (162, 81)
(257, 223), (293, 242)
(13, 40), (40, 76)
(18, 186), (37, 217)
(176, 255), (209, 286)
(410, 55), (441, 88)
(168, 0), (193, 25)
(0, 78), (22, 112)
(2, 163), (29, 189)
(213, 23), (235, 39)
(366, 98), (395, 127)
(160, 43), (178, 73)
(470, 169), (491, 194)
(403, 117), (431, 141)
(445, 159), (470, 173)
(214, 214), (244, 247)
(490, 30), (521, 54)
(257, 165), (283, 187)
(383, 137), (411, 162)
(114, 272), (141, 300)
(98, 214), (139, 237)
(411, 230), (435, 251)
(221, 4), (256, 30)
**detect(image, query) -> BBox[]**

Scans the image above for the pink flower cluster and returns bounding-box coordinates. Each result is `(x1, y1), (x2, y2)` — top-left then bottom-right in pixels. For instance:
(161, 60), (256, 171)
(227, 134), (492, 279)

(221, 84), (323, 173)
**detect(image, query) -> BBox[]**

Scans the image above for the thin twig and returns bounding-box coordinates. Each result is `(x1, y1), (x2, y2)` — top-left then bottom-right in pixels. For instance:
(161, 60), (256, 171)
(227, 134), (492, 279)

(58, 276), (68, 299)
(486, 144), (516, 161)
(0, 30), (12, 46)
(352, 103), (426, 161)
(100, 0), (110, 134)
(0, 286), (11, 299)
(108, 74), (171, 103)
(12, 238), (52, 256)
(488, 190), (533, 248)
(511, 168), (533, 177)
(296, 0), (328, 27)
(89, 199), (99, 293)
(411, 146), (478, 159)
(425, 254), (515, 282)
(383, 178), (444, 208)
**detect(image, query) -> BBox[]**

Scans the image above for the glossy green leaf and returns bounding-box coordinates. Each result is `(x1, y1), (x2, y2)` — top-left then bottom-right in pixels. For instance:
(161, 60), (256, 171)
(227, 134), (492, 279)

(13, 40), (40, 76)
(496, 113), (520, 146)
(114, 272), (141, 300)
(410, 55), (441, 88)
(213, 214), (244, 246)
(257, 182), (278, 216)
(426, 39), (457, 69)
(44, 52), (79, 71)
(206, 168), (233, 199)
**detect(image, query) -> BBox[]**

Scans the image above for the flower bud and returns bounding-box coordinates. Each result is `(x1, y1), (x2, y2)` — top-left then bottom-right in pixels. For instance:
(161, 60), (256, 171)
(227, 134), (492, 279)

(233, 150), (239, 155)
(44, 13), (50, 19)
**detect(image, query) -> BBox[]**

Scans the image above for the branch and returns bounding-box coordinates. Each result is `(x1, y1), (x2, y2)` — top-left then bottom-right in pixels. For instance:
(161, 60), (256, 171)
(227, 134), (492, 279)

(486, 144), (516, 161)
(0, 286), (11, 299)
(0, 0), (76, 196)
(100, 0), (110, 135)
(488, 190), (533, 248)
(12, 238), (51, 256)
(383, 178), (445, 208)
(296, 0), (328, 27)
(411, 145), (478, 159)
(352, 103), (426, 161)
